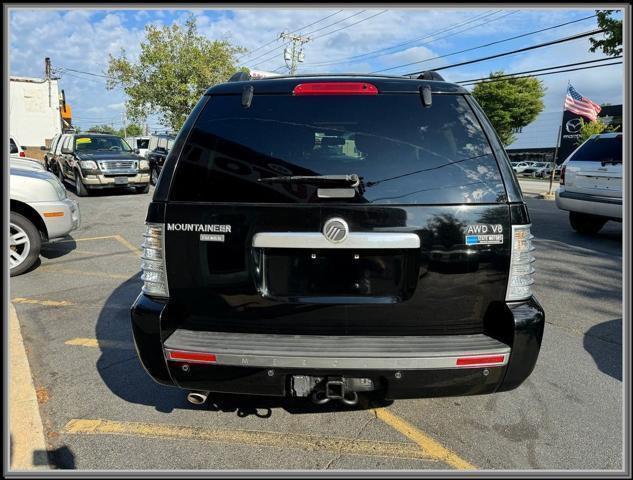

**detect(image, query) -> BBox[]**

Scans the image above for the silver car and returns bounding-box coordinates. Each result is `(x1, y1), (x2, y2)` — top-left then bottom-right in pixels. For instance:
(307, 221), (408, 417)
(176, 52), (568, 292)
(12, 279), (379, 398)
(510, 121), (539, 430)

(10, 164), (80, 276)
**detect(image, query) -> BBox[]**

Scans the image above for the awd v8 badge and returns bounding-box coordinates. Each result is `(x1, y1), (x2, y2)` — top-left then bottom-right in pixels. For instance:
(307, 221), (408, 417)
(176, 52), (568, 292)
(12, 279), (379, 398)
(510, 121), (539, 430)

(465, 224), (504, 246)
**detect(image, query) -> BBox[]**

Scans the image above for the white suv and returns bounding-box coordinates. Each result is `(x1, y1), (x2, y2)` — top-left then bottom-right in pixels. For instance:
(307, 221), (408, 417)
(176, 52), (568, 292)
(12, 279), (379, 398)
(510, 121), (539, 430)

(556, 133), (622, 234)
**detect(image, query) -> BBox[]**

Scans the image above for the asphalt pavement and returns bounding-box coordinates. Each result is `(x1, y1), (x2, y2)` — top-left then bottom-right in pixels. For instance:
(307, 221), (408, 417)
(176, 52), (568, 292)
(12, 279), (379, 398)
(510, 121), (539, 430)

(9, 185), (623, 471)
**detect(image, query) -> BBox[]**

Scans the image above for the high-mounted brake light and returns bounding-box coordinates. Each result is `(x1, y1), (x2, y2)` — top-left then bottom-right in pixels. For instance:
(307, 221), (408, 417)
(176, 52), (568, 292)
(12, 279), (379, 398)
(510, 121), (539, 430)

(165, 350), (217, 364)
(456, 355), (506, 367)
(293, 82), (378, 96)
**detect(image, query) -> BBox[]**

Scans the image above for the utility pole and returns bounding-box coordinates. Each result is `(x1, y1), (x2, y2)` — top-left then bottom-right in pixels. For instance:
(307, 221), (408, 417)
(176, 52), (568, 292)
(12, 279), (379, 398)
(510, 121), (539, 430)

(122, 111), (127, 138)
(279, 32), (310, 75)
(45, 57), (52, 107)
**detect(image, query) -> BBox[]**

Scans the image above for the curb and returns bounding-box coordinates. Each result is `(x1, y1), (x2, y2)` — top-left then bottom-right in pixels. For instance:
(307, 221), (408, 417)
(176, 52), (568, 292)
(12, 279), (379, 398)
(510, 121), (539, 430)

(9, 303), (50, 471)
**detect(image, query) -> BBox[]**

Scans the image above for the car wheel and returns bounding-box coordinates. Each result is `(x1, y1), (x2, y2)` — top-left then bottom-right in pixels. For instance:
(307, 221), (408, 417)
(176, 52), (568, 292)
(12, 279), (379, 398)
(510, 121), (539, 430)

(569, 212), (607, 234)
(10, 212), (41, 276)
(136, 184), (150, 194)
(150, 167), (159, 186)
(75, 170), (89, 197)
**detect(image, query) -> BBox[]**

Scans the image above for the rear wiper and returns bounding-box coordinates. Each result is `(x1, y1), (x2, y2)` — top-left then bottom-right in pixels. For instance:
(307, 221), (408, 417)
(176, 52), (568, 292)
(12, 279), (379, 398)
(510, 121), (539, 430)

(258, 174), (360, 188)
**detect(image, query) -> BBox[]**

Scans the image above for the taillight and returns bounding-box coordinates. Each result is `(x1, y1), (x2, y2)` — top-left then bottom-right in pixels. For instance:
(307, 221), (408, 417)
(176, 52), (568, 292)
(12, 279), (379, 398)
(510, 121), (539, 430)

(293, 82), (378, 96)
(141, 223), (169, 297)
(506, 224), (535, 301)
(19, 151), (26, 157)
(165, 350), (216, 364)
(560, 165), (566, 185)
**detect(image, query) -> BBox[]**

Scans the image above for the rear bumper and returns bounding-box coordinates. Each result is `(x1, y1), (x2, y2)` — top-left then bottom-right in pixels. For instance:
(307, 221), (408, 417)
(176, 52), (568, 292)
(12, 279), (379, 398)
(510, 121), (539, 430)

(130, 295), (544, 398)
(556, 188), (622, 219)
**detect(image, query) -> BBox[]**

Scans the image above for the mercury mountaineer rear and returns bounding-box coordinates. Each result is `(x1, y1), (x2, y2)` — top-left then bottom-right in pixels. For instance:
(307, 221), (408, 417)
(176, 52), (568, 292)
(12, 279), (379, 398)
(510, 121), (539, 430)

(131, 73), (544, 406)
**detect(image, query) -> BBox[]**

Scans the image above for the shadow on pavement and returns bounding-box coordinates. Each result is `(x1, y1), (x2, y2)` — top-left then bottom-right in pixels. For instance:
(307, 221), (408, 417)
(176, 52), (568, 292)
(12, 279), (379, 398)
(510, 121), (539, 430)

(33, 445), (76, 469)
(583, 318), (622, 381)
(95, 274), (392, 415)
(41, 236), (77, 260)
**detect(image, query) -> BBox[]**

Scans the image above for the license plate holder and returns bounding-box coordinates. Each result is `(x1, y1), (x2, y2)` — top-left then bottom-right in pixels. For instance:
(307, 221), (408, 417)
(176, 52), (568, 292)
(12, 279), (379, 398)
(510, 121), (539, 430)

(114, 177), (128, 185)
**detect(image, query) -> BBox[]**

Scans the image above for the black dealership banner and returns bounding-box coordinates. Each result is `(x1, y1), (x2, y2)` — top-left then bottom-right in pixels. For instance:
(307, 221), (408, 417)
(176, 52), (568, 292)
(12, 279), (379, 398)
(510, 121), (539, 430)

(556, 110), (585, 164)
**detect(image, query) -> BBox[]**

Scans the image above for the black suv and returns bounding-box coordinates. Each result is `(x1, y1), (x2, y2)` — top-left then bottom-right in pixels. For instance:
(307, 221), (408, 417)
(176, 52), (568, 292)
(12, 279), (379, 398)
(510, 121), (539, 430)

(146, 134), (176, 186)
(131, 74), (544, 406)
(50, 133), (150, 196)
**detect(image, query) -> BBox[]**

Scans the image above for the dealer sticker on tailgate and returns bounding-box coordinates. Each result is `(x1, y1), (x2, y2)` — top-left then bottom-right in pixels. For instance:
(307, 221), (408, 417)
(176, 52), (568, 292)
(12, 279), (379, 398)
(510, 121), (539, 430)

(465, 224), (504, 245)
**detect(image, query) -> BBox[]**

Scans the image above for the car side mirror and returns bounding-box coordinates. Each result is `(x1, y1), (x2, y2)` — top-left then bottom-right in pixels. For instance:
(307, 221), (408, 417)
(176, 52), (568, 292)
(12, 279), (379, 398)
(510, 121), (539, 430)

(61, 147), (73, 154)
(134, 148), (140, 154)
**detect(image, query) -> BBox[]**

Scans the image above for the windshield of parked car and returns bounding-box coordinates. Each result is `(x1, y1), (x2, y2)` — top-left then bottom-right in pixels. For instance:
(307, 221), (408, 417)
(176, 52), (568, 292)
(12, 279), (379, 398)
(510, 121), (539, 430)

(74, 136), (133, 152)
(572, 135), (623, 163)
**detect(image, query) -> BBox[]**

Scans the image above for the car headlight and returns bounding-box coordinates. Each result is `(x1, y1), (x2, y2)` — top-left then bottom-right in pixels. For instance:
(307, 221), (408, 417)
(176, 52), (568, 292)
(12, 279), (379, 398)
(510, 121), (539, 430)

(47, 177), (67, 200)
(80, 160), (98, 170)
(139, 160), (149, 170)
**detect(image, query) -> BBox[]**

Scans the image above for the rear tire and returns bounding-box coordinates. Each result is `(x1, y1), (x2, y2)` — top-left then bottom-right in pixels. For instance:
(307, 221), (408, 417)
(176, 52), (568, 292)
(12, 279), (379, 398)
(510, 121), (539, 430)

(569, 212), (607, 234)
(10, 212), (41, 276)
(75, 170), (89, 197)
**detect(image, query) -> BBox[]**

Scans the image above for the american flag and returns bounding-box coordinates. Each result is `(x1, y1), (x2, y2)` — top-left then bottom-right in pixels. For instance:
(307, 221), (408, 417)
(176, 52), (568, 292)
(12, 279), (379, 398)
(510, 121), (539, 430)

(564, 84), (602, 121)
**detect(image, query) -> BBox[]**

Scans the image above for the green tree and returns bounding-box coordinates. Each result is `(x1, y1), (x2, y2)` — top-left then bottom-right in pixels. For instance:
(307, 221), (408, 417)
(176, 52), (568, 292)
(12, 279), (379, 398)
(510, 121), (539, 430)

(590, 10), (622, 56)
(577, 118), (619, 145)
(117, 123), (144, 137)
(86, 124), (117, 134)
(472, 72), (546, 146)
(107, 15), (245, 132)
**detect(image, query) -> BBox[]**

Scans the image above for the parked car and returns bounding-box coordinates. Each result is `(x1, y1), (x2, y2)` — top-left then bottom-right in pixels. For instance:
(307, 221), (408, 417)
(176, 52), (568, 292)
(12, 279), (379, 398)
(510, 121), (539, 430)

(146, 134), (175, 185)
(125, 136), (151, 158)
(10, 135), (26, 158)
(512, 162), (534, 174)
(43, 133), (63, 171)
(48, 133), (150, 196)
(534, 164), (561, 179)
(10, 164), (80, 276)
(556, 133), (622, 234)
(131, 73), (544, 406)
(521, 162), (549, 177)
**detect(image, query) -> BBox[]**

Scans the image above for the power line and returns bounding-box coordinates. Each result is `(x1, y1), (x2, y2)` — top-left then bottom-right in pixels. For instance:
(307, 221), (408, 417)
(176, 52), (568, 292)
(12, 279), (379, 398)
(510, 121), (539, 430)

(405, 28), (606, 75)
(301, 9), (501, 67)
(456, 56), (621, 84)
(370, 13), (597, 74)
(243, 10), (367, 66)
(250, 10), (387, 70)
(237, 9), (344, 62)
(310, 9), (388, 41)
(58, 67), (112, 79)
(459, 60), (622, 86)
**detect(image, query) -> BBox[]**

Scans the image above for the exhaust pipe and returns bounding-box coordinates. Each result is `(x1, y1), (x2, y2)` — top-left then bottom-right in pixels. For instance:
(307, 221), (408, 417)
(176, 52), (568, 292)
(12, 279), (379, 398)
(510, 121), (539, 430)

(187, 391), (209, 405)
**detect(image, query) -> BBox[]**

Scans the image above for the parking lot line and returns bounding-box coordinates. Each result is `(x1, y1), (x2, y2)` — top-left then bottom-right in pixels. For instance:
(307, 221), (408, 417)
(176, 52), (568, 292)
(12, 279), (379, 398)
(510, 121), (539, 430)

(63, 419), (438, 462)
(113, 234), (142, 255)
(365, 402), (476, 470)
(65, 338), (133, 350)
(12, 297), (74, 307)
(38, 265), (132, 280)
(55, 234), (141, 255)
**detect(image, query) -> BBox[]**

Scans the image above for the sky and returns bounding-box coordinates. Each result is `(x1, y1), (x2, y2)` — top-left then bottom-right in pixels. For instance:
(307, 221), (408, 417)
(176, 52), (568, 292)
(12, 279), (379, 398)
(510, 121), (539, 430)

(8, 7), (624, 146)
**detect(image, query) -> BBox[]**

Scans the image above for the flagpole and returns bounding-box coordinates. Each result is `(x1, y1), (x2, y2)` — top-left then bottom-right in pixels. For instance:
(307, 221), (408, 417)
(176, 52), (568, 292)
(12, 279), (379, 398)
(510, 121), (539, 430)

(548, 80), (570, 195)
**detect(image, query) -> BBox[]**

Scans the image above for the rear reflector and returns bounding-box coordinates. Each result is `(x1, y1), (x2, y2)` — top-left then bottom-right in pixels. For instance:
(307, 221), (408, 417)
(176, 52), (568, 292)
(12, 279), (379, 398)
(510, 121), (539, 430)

(455, 355), (506, 367)
(293, 82), (378, 96)
(166, 350), (217, 364)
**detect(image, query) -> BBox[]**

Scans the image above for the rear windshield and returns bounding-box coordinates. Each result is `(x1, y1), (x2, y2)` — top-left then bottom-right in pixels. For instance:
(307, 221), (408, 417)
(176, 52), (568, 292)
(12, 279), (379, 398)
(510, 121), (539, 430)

(171, 94), (505, 204)
(571, 135), (623, 163)
(10, 138), (18, 153)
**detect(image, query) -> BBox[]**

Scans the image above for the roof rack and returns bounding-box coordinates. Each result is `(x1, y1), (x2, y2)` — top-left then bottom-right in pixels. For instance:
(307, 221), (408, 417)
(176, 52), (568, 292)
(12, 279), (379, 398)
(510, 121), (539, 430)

(227, 70), (446, 83)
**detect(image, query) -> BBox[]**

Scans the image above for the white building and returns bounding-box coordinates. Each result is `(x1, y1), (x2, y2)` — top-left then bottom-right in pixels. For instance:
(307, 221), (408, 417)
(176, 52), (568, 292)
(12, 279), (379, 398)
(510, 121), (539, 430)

(9, 76), (62, 148)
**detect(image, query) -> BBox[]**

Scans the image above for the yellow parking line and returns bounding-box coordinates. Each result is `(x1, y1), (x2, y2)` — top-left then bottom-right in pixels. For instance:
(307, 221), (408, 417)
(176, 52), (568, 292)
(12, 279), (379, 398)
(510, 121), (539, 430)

(63, 418), (438, 462)
(114, 234), (142, 255)
(365, 403), (476, 470)
(55, 234), (141, 256)
(12, 297), (74, 307)
(65, 338), (133, 350)
(38, 265), (132, 280)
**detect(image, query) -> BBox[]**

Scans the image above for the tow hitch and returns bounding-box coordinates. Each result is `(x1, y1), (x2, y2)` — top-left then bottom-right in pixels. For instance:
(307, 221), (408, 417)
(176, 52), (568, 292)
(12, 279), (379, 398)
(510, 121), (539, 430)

(291, 375), (374, 406)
